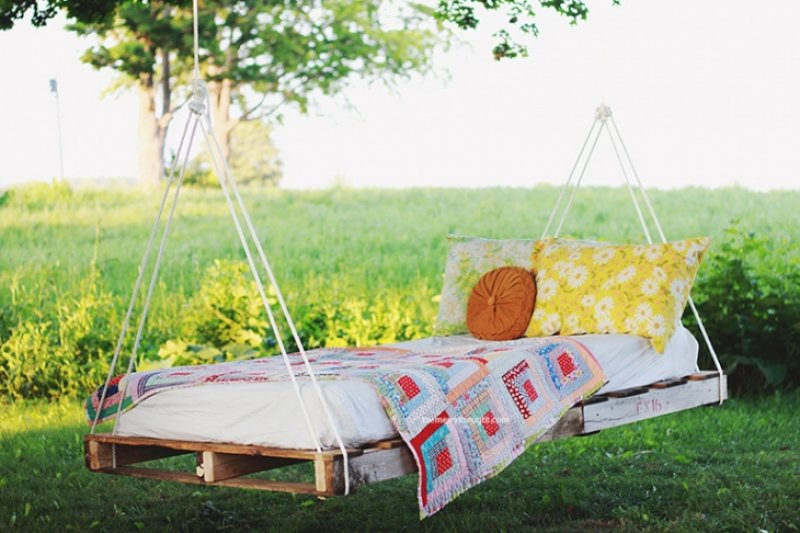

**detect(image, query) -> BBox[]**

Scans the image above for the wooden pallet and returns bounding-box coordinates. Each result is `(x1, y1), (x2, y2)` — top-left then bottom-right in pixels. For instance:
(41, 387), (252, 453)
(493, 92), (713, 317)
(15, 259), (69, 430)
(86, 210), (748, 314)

(85, 371), (727, 495)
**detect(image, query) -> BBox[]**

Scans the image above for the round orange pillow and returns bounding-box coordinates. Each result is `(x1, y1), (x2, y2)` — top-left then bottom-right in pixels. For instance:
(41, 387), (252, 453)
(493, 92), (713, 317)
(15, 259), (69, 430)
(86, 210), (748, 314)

(466, 266), (537, 341)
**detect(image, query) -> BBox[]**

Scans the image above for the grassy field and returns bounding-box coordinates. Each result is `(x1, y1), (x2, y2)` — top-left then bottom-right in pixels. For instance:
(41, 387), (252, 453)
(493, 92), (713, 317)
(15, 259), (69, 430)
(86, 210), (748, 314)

(2, 184), (798, 298)
(1, 394), (798, 531)
(1, 183), (800, 530)
(2, 183), (799, 393)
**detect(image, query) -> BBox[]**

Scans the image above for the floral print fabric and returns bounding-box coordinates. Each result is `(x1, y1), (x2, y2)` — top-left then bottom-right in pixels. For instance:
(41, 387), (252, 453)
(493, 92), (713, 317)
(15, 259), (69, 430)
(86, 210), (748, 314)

(526, 237), (710, 353)
(436, 236), (540, 335)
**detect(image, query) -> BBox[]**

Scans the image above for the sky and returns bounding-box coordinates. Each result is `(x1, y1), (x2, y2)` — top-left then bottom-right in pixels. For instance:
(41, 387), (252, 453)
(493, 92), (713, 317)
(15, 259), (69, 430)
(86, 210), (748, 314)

(0, 0), (798, 191)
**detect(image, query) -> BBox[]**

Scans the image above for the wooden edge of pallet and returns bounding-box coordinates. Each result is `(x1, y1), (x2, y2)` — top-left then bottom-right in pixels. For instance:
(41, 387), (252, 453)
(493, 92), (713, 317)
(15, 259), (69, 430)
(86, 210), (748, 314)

(84, 372), (727, 496)
(582, 372), (727, 434)
(84, 433), (366, 461)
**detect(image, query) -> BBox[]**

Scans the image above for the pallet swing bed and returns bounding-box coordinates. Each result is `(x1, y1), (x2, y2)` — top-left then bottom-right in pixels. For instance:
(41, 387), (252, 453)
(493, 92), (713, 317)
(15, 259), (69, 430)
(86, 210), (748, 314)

(84, 2), (727, 518)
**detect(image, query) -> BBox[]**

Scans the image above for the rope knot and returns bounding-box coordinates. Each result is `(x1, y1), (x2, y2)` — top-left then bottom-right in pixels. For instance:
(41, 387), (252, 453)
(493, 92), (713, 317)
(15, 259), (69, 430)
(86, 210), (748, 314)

(594, 104), (613, 121)
(189, 78), (208, 116)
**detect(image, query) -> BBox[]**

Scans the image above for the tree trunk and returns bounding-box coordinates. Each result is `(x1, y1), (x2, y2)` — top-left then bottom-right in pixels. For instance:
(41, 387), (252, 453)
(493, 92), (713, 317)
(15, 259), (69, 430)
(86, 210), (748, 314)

(207, 76), (237, 163)
(136, 75), (166, 187)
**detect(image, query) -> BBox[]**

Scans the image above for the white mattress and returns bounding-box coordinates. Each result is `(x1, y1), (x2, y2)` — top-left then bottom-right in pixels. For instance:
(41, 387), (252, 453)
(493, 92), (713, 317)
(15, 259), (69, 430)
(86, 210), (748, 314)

(116, 328), (698, 449)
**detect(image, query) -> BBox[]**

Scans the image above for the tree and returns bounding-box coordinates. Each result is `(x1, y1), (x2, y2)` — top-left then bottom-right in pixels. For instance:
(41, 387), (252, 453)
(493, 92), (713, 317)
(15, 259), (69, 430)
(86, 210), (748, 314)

(2, 0), (618, 59)
(185, 119), (282, 188)
(0, 0), (118, 30)
(70, 2), (193, 187)
(68, 0), (441, 185)
(436, 0), (620, 59)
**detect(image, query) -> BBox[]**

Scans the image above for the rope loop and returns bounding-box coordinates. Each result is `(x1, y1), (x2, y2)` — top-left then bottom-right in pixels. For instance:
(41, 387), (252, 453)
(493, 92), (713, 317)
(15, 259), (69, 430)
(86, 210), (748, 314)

(189, 78), (208, 116)
(594, 104), (613, 122)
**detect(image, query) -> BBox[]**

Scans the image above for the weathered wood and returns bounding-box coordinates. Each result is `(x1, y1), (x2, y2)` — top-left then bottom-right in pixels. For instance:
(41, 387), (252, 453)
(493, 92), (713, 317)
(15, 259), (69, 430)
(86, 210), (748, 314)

(374, 438), (406, 450)
(650, 378), (688, 389)
(536, 406), (584, 443)
(86, 434), (321, 460)
(84, 372), (727, 496)
(580, 394), (609, 406)
(85, 433), (364, 461)
(330, 446), (418, 494)
(687, 371), (719, 381)
(85, 439), (189, 470)
(314, 454), (334, 494)
(606, 386), (650, 398)
(200, 451), (302, 483)
(108, 466), (319, 494)
(583, 374), (727, 433)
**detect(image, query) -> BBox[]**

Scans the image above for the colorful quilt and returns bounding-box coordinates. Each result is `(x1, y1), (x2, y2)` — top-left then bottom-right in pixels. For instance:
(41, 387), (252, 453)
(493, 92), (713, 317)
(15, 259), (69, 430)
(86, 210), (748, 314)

(86, 337), (605, 517)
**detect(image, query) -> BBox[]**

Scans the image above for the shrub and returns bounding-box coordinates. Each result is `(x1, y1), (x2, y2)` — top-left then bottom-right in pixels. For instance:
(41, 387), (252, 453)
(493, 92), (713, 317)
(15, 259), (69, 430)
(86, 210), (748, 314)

(689, 226), (800, 393)
(291, 277), (437, 349)
(152, 260), (273, 367)
(0, 266), (116, 398)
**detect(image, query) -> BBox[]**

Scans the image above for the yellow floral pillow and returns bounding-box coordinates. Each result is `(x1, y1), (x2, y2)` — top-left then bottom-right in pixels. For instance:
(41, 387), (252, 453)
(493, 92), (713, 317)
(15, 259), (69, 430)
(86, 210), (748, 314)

(526, 237), (711, 352)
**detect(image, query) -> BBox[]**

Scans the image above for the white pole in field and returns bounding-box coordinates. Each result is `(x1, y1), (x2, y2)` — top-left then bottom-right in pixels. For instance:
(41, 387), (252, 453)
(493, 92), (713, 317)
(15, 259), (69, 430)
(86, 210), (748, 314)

(49, 78), (65, 181)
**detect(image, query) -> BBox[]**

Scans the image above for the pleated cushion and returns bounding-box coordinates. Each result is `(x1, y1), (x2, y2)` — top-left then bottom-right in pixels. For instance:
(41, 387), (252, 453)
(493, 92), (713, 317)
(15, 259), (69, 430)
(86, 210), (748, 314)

(466, 266), (537, 341)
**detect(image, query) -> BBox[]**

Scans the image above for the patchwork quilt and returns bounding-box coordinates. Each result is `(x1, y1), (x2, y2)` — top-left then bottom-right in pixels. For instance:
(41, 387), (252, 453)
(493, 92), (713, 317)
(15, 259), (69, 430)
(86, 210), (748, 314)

(87, 337), (605, 517)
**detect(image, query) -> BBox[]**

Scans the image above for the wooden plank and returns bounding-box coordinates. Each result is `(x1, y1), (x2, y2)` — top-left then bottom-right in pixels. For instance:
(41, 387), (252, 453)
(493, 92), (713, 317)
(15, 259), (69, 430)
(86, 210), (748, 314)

(606, 386), (650, 398)
(687, 371), (719, 381)
(373, 438), (406, 450)
(104, 466), (319, 495)
(313, 454), (334, 494)
(536, 406), (584, 443)
(85, 434), (322, 461)
(580, 394), (609, 406)
(85, 439), (189, 470)
(200, 451), (303, 483)
(650, 378), (688, 389)
(330, 446), (418, 494)
(583, 374), (727, 433)
(84, 372), (728, 497)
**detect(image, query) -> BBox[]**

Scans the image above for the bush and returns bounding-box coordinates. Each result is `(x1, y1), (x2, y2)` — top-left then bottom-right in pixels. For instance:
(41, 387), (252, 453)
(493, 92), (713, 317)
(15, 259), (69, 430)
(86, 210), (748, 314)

(689, 226), (800, 394)
(151, 260), (273, 368)
(291, 277), (437, 349)
(0, 266), (116, 398)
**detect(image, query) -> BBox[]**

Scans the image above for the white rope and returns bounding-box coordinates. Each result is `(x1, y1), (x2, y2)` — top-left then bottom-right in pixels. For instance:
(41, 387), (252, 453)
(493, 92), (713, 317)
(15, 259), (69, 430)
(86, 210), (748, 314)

(542, 105), (724, 405)
(610, 117), (668, 244)
(198, 120), (322, 450)
(554, 120), (604, 238)
(90, 116), (193, 434)
(112, 115), (200, 436)
(200, 119), (352, 494)
(609, 115), (724, 403)
(541, 118), (599, 239)
(604, 123), (653, 244)
(192, 0), (200, 80)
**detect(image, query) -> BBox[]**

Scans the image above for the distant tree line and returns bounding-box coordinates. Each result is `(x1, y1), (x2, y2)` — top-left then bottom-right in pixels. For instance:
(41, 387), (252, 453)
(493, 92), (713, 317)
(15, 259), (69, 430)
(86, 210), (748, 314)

(1, 0), (615, 186)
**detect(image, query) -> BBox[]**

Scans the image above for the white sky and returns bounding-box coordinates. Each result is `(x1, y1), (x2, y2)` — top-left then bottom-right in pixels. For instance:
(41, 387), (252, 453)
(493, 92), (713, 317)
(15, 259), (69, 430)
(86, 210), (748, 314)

(0, 0), (798, 191)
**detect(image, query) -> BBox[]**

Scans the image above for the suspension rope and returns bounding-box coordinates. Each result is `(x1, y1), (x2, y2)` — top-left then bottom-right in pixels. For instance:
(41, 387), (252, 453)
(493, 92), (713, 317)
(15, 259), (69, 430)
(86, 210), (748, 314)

(188, 0), (349, 480)
(200, 118), (351, 494)
(199, 120), (322, 452)
(604, 122), (653, 244)
(610, 115), (725, 403)
(112, 115), (200, 436)
(541, 118), (599, 239)
(192, 0), (200, 80)
(553, 118), (604, 237)
(90, 116), (194, 434)
(543, 105), (725, 404)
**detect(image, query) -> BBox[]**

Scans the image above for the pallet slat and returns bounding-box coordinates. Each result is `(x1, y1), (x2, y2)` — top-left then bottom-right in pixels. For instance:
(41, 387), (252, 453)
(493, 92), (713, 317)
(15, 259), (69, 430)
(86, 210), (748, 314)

(84, 372), (727, 496)
(583, 374), (727, 433)
(200, 452), (302, 483)
(85, 439), (189, 470)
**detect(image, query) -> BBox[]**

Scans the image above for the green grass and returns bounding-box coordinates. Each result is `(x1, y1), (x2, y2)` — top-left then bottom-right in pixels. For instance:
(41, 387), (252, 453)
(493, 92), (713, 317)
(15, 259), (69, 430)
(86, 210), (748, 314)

(1, 394), (798, 531)
(1, 183), (800, 529)
(2, 184), (798, 298)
